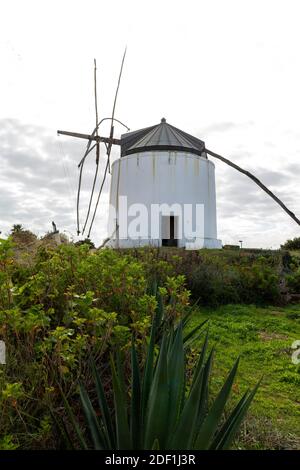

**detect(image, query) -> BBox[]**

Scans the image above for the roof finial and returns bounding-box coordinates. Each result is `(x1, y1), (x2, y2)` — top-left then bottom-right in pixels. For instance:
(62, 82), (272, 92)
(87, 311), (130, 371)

(161, 117), (166, 123)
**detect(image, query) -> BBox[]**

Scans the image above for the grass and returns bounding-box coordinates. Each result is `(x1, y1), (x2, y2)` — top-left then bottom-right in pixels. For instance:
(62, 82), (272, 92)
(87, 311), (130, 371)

(189, 303), (300, 450)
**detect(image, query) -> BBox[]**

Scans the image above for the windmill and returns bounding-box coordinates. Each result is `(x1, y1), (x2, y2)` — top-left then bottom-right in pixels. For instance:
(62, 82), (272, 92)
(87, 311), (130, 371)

(58, 51), (300, 247)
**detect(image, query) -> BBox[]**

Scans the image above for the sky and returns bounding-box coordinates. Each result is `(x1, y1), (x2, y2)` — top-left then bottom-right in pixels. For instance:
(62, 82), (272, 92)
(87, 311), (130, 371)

(1, 0), (300, 248)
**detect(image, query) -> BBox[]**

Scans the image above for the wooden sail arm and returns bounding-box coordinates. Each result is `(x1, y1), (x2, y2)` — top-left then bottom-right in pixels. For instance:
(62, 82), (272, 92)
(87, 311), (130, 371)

(205, 147), (300, 227)
(57, 129), (121, 145)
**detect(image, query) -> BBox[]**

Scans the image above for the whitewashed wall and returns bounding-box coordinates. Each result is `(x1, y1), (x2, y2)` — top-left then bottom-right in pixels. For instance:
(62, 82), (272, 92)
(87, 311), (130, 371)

(107, 151), (222, 249)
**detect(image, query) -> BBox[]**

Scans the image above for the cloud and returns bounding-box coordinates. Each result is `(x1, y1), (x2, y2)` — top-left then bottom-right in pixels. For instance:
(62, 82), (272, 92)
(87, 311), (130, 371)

(200, 121), (254, 135)
(214, 153), (300, 247)
(0, 119), (112, 242)
(284, 163), (300, 175)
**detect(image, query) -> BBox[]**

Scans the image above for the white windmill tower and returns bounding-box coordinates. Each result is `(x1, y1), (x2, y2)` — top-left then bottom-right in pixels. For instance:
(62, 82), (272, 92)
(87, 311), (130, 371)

(107, 118), (222, 249)
(57, 53), (300, 245)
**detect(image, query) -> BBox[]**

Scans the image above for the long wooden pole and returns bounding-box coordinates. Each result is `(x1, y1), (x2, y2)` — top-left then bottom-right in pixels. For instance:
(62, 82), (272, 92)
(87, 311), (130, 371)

(107, 47), (127, 171)
(57, 130), (121, 146)
(82, 59), (100, 235)
(205, 147), (300, 226)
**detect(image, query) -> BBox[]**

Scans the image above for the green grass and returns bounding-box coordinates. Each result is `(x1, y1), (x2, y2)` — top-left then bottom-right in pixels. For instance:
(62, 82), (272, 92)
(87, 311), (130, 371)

(189, 303), (300, 450)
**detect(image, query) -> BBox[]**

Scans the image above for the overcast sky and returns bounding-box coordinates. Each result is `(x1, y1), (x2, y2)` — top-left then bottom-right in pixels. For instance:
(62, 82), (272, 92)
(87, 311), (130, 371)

(1, 0), (300, 248)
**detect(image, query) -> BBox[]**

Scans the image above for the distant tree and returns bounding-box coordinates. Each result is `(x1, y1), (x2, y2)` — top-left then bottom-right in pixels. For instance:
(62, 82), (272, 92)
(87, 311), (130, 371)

(281, 237), (300, 250)
(75, 238), (95, 249)
(11, 224), (24, 234)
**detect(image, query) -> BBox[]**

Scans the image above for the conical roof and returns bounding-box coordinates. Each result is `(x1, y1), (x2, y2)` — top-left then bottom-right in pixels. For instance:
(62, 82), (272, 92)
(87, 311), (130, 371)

(121, 118), (205, 157)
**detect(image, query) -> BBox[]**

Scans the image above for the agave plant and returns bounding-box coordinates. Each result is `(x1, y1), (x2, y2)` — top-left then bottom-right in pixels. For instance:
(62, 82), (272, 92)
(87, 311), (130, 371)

(58, 302), (260, 450)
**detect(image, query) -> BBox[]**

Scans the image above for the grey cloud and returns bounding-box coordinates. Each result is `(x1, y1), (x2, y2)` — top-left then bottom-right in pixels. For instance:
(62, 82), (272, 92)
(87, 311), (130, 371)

(251, 168), (289, 186)
(200, 121), (254, 135)
(215, 156), (300, 244)
(284, 163), (300, 175)
(227, 149), (254, 160)
(0, 119), (111, 241)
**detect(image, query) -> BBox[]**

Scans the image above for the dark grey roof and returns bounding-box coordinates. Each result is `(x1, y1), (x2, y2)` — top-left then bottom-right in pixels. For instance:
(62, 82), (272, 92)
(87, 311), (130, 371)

(120, 118), (205, 157)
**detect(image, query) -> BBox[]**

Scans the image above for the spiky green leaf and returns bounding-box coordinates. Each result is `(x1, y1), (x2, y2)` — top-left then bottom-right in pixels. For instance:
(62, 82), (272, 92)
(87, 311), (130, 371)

(194, 358), (240, 449)
(60, 388), (88, 449)
(79, 384), (106, 449)
(167, 322), (185, 435)
(130, 340), (141, 449)
(211, 378), (262, 450)
(91, 359), (115, 449)
(144, 334), (169, 449)
(111, 355), (131, 449)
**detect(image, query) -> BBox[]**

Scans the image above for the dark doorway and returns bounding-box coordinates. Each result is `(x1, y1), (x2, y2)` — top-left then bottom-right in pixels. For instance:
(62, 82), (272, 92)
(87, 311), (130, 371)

(162, 215), (178, 247)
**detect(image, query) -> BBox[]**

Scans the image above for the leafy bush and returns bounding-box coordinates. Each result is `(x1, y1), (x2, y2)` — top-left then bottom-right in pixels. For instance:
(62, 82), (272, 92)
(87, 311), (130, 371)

(0, 239), (193, 449)
(10, 225), (37, 245)
(129, 248), (285, 306)
(75, 238), (95, 249)
(281, 237), (300, 251)
(238, 258), (281, 304)
(286, 268), (300, 293)
(188, 262), (240, 306)
(176, 253), (281, 306)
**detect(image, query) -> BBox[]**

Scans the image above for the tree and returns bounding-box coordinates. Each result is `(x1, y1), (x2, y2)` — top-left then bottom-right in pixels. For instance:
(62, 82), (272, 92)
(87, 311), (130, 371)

(11, 224), (24, 234)
(281, 237), (300, 251)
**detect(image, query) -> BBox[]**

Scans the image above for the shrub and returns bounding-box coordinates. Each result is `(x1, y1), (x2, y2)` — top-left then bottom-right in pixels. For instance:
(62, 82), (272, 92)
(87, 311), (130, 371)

(188, 263), (240, 306)
(238, 258), (281, 304)
(10, 225), (37, 245)
(286, 269), (300, 293)
(0, 242), (193, 449)
(281, 237), (300, 251)
(75, 238), (95, 249)
(112, 248), (286, 307)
